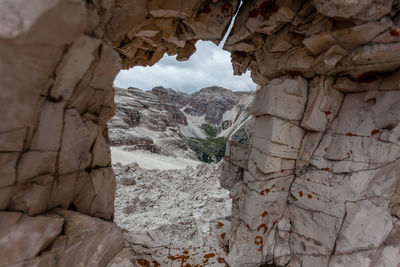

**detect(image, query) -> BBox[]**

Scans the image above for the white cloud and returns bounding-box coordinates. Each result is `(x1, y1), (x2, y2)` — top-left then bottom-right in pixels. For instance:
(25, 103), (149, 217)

(113, 41), (256, 93)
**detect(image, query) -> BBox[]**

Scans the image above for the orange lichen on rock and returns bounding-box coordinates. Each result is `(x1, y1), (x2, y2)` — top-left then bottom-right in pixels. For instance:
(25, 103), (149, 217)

(257, 223), (268, 234)
(221, 232), (226, 239)
(371, 129), (380, 136)
(307, 194), (312, 199)
(217, 222), (224, 227)
(254, 236), (263, 252)
(299, 191), (303, 197)
(137, 259), (150, 267)
(261, 211), (268, 217)
(204, 253), (215, 259)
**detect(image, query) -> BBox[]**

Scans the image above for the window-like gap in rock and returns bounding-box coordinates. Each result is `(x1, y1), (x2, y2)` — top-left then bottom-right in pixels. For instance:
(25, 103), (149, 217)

(110, 40), (255, 264)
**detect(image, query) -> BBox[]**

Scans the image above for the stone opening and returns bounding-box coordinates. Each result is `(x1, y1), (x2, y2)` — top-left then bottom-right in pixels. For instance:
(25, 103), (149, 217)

(109, 39), (256, 265)
(1, 0), (400, 266)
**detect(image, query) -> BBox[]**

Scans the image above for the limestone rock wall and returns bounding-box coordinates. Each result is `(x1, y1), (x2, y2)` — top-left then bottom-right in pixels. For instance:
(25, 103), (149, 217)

(1, 0), (400, 266)
(0, 0), (238, 266)
(221, 0), (400, 266)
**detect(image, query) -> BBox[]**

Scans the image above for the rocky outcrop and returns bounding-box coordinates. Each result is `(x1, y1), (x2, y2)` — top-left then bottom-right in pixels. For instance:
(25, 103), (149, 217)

(221, 1), (400, 266)
(1, 0), (400, 266)
(113, 162), (231, 266)
(109, 86), (254, 161)
(152, 86), (252, 126)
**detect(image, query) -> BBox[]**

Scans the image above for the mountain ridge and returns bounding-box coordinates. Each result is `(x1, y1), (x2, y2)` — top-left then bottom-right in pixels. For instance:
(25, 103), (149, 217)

(108, 85), (254, 162)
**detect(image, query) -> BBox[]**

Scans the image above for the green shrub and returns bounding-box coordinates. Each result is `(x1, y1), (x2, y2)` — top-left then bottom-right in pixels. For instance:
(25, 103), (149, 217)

(200, 123), (220, 138)
(186, 137), (227, 163)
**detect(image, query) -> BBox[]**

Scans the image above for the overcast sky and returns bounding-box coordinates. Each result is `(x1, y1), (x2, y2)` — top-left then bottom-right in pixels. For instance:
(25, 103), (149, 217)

(113, 41), (256, 94)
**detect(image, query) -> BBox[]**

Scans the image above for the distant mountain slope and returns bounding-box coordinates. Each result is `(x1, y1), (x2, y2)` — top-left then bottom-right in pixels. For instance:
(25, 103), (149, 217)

(108, 86), (254, 162)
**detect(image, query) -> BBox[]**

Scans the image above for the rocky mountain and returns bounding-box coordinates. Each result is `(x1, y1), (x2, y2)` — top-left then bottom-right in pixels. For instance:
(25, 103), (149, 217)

(108, 86), (254, 162)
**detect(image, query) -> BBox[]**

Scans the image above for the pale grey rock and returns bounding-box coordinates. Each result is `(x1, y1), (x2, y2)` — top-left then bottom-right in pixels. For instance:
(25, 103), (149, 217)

(301, 77), (343, 132)
(30, 101), (64, 151)
(50, 35), (101, 101)
(0, 0), (85, 44)
(91, 129), (111, 168)
(289, 205), (340, 254)
(89, 168), (116, 220)
(58, 109), (89, 175)
(249, 147), (295, 174)
(106, 248), (134, 267)
(335, 199), (393, 253)
(0, 211), (63, 266)
(51, 209), (124, 267)
(250, 76), (308, 121)
(252, 115), (305, 159)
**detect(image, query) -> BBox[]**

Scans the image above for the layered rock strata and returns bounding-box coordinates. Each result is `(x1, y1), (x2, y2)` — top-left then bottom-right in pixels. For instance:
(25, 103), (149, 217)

(1, 0), (400, 266)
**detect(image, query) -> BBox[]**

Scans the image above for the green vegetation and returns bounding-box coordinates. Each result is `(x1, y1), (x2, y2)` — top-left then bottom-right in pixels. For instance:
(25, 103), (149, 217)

(200, 123), (221, 138)
(186, 137), (227, 163)
(221, 120), (231, 130)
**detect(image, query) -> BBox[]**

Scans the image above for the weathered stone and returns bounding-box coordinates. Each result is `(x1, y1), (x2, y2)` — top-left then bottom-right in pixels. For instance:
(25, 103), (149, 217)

(50, 35), (101, 101)
(331, 18), (392, 50)
(314, 0), (392, 21)
(108, 0), (149, 42)
(89, 43), (121, 91)
(18, 151), (57, 183)
(0, 0), (85, 44)
(91, 129), (111, 168)
(106, 248), (134, 267)
(58, 109), (89, 175)
(31, 101), (64, 151)
(311, 45), (347, 74)
(89, 168), (116, 220)
(51, 209), (124, 267)
(0, 152), (19, 188)
(50, 172), (78, 210)
(289, 205), (340, 255)
(252, 115), (305, 159)
(0, 128), (26, 152)
(303, 32), (336, 56)
(10, 175), (53, 215)
(250, 76), (308, 121)
(0, 211), (63, 266)
(0, 186), (13, 210)
(225, 141), (249, 169)
(249, 148), (295, 174)
(0, 43), (62, 133)
(335, 199), (393, 253)
(301, 77), (343, 132)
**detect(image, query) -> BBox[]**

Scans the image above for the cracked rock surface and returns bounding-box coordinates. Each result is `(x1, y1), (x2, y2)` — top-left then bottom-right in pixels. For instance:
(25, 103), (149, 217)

(1, 0), (400, 266)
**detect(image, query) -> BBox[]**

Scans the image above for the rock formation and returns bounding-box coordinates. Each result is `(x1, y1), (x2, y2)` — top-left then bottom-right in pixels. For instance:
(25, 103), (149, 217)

(109, 86), (254, 162)
(113, 161), (231, 266)
(0, 0), (400, 266)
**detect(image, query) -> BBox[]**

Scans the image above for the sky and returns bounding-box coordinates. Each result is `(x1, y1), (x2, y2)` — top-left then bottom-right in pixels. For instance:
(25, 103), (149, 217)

(113, 40), (256, 93)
